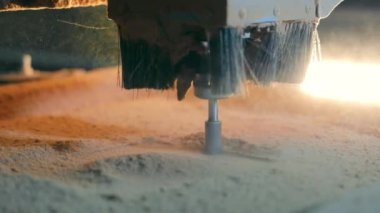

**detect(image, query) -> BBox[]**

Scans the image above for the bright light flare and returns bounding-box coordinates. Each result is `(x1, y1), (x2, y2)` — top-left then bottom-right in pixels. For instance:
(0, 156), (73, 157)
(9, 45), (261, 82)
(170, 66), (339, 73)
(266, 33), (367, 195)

(301, 60), (380, 105)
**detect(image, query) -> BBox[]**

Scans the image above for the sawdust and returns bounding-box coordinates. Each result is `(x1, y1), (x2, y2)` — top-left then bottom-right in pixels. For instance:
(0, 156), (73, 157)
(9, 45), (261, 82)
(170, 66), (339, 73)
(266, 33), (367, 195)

(1, 68), (380, 212)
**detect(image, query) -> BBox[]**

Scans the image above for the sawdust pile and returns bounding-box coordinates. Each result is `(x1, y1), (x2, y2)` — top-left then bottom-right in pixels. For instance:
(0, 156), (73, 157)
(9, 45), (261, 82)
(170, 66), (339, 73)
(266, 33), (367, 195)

(1, 68), (380, 213)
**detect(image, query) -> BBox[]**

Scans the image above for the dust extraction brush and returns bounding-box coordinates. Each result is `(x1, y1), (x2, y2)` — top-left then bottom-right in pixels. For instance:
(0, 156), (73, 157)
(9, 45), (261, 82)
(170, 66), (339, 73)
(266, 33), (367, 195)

(244, 22), (319, 84)
(119, 38), (176, 90)
(108, 0), (344, 154)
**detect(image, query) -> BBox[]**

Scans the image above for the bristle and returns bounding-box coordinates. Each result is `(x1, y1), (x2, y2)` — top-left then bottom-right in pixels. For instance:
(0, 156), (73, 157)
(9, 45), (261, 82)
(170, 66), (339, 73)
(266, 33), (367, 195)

(275, 22), (316, 83)
(209, 27), (246, 96)
(118, 22), (320, 99)
(244, 22), (318, 84)
(119, 36), (175, 90)
(244, 25), (278, 84)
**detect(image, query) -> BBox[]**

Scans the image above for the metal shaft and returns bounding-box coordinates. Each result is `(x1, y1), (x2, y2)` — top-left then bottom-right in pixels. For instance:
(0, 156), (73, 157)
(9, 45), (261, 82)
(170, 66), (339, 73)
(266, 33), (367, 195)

(208, 99), (219, 121)
(205, 99), (222, 154)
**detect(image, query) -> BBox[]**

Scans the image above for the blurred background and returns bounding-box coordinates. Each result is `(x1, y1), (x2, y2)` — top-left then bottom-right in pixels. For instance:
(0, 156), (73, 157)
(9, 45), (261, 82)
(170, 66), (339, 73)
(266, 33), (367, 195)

(0, 0), (378, 74)
(319, 0), (380, 62)
(0, 6), (118, 73)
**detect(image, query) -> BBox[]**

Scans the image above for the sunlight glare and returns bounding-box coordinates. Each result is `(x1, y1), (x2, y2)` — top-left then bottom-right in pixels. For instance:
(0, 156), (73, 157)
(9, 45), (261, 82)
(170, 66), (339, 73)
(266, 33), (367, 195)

(301, 60), (380, 105)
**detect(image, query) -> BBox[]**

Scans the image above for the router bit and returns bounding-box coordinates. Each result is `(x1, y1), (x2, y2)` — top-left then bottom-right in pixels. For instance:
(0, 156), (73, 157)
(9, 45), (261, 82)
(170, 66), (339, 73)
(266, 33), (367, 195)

(205, 98), (222, 154)
(194, 73), (233, 154)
